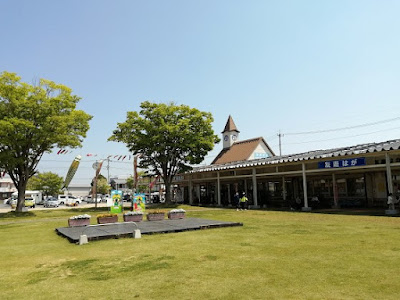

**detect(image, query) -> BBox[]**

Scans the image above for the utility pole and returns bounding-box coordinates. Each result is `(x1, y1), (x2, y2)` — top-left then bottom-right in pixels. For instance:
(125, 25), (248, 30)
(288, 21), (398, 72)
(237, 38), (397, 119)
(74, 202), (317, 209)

(106, 157), (110, 184)
(277, 130), (284, 156)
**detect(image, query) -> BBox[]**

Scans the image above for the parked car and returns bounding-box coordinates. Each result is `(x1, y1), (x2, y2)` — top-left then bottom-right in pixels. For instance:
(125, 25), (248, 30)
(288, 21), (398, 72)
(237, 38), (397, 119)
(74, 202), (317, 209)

(11, 197), (35, 208)
(85, 195), (102, 203)
(58, 195), (81, 205)
(44, 197), (59, 208)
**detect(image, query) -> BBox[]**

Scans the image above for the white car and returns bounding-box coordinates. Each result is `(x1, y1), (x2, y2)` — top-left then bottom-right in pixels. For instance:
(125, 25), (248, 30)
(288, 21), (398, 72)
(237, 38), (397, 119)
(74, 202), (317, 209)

(58, 195), (82, 205)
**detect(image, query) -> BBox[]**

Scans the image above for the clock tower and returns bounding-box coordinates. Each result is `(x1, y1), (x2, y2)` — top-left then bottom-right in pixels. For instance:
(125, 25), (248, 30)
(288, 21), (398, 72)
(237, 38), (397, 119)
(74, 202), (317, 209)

(222, 115), (240, 149)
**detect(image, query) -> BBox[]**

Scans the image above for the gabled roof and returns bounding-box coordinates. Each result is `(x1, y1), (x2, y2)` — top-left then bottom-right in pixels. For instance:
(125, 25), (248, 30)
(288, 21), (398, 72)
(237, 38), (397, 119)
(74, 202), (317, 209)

(222, 115), (240, 133)
(211, 137), (274, 165)
(195, 139), (400, 173)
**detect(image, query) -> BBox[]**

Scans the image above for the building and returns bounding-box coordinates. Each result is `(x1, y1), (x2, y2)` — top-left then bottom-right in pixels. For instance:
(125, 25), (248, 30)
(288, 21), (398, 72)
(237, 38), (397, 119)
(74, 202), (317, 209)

(175, 116), (400, 210)
(0, 175), (17, 200)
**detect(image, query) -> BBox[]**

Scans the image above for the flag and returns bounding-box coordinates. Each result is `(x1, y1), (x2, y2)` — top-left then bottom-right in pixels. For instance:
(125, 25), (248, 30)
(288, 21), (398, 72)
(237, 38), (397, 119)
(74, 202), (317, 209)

(63, 155), (81, 189)
(134, 155), (138, 189)
(149, 175), (160, 189)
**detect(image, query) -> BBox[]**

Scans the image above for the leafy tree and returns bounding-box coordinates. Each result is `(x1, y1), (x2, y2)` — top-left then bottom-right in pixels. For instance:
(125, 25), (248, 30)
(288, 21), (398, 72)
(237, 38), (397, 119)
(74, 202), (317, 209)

(96, 176), (111, 195)
(0, 71), (92, 212)
(27, 172), (63, 197)
(109, 101), (219, 204)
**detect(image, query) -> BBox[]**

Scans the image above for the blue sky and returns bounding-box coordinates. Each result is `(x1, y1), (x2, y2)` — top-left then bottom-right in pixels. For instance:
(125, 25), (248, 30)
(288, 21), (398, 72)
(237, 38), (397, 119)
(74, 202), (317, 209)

(1, 0), (400, 184)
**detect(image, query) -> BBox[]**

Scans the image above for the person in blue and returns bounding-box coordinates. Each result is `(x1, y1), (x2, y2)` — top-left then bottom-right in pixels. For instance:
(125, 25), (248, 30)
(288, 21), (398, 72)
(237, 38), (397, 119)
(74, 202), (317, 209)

(233, 192), (240, 211)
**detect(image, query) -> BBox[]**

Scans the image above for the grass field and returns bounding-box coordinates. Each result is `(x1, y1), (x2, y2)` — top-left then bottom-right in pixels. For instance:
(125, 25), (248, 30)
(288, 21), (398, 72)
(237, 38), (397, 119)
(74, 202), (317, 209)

(0, 206), (399, 299)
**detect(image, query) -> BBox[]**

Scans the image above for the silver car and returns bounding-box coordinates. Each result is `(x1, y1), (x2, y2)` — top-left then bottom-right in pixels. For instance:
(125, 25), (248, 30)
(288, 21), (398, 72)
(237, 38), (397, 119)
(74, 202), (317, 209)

(44, 197), (59, 208)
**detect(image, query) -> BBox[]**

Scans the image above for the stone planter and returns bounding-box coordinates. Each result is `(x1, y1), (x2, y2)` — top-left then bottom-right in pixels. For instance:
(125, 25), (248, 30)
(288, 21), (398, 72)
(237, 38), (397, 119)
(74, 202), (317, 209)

(97, 215), (118, 224)
(147, 213), (165, 221)
(168, 212), (185, 220)
(68, 218), (90, 227)
(123, 214), (143, 222)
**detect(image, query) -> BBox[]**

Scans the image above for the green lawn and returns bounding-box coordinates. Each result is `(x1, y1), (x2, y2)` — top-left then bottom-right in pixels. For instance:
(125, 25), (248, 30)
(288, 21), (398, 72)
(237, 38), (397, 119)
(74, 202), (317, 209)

(0, 207), (399, 299)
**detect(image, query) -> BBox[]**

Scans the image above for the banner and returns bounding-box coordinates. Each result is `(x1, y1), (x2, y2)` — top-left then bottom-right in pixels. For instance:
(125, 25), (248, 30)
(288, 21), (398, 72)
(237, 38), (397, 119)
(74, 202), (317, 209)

(63, 155), (81, 189)
(133, 193), (146, 212)
(110, 190), (123, 213)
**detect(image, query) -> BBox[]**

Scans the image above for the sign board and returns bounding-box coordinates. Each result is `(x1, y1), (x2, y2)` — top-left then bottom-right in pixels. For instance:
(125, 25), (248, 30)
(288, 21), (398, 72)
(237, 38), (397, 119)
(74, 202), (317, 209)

(318, 157), (366, 169)
(133, 193), (146, 212)
(110, 190), (123, 213)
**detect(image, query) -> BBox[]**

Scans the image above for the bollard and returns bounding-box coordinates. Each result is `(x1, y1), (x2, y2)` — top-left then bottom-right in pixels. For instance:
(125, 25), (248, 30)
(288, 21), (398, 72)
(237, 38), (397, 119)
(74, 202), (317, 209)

(133, 229), (141, 239)
(79, 234), (88, 245)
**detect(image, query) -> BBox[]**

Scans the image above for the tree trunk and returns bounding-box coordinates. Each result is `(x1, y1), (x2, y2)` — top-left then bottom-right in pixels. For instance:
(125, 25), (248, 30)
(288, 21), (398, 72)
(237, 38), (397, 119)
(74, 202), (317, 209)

(16, 180), (27, 212)
(164, 179), (172, 204)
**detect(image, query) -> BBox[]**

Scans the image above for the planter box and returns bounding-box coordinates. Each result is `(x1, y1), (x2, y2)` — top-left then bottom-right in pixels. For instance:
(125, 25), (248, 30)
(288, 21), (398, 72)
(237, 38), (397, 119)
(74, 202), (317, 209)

(97, 215), (118, 224)
(168, 212), (185, 220)
(147, 213), (165, 221)
(68, 218), (90, 227)
(123, 214), (143, 222)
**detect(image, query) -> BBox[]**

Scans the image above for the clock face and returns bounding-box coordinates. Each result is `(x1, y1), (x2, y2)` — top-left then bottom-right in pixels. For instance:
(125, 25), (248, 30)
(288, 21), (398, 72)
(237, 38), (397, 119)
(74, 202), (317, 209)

(232, 134), (237, 141)
(224, 135), (228, 141)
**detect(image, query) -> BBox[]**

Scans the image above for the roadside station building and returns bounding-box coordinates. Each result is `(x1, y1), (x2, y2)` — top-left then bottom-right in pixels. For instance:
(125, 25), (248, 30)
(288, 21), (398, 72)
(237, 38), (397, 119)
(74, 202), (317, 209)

(175, 117), (400, 210)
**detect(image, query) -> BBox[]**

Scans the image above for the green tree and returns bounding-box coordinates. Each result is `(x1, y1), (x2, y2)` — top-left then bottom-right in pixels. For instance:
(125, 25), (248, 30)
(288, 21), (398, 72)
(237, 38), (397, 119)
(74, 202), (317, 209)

(27, 172), (63, 197)
(96, 176), (111, 195)
(109, 101), (219, 204)
(0, 71), (92, 212)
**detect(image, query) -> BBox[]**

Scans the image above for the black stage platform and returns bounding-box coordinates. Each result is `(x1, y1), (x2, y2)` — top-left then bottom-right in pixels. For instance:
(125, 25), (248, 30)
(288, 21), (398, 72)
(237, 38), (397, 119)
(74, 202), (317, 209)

(56, 218), (243, 243)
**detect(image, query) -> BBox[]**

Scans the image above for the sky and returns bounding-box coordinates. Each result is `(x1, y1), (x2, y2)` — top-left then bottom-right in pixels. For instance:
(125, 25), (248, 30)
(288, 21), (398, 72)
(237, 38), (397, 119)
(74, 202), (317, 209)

(1, 0), (400, 185)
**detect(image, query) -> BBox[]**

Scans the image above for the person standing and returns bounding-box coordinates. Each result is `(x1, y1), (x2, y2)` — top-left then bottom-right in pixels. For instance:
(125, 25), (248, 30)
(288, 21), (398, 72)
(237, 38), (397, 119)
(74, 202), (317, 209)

(233, 192), (240, 211)
(387, 193), (395, 210)
(240, 193), (248, 210)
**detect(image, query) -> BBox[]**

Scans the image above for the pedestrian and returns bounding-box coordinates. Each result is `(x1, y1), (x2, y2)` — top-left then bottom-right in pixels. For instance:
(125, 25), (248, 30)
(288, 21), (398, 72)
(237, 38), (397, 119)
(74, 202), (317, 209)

(239, 192), (248, 210)
(387, 193), (395, 210)
(295, 196), (302, 210)
(233, 192), (240, 211)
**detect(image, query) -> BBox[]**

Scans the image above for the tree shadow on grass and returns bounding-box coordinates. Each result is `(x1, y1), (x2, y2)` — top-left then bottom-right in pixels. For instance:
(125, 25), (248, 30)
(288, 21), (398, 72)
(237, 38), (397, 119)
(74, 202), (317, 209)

(0, 211), (36, 219)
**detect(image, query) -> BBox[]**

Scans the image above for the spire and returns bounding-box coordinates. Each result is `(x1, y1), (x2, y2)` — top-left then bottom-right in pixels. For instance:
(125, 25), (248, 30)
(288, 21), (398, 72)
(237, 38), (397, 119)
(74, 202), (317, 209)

(222, 115), (240, 133)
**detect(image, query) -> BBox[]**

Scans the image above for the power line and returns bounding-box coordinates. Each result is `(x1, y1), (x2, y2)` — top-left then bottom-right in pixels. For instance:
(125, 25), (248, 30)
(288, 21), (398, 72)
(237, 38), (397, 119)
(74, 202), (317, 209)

(285, 116), (400, 136)
(276, 125), (400, 146)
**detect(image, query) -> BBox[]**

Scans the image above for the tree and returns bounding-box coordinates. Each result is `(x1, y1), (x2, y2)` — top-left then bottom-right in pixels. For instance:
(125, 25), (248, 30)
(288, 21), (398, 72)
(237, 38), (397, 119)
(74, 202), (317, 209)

(27, 172), (63, 197)
(96, 175), (111, 195)
(109, 101), (219, 204)
(0, 71), (92, 212)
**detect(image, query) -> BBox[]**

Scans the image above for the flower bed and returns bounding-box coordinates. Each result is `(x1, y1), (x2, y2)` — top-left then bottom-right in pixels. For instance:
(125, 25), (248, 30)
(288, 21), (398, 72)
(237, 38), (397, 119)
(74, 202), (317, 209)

(168, 209), (186, 220)
(97, 214), (118, 224)
(123, 211), (143, 222)
(68, 214), (91, 227)
(146, 211), (165, 221)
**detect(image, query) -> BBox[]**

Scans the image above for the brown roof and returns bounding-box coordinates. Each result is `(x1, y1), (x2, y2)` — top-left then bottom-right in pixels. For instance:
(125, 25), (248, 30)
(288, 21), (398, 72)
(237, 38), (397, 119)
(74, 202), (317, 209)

(211, 137), (274, 165)
(222, 115), (240, 133)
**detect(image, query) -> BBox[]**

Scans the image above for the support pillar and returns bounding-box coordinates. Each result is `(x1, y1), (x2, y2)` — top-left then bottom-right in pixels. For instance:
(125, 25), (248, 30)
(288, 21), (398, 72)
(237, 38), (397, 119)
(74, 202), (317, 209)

(217, 172), (221, 206)
(189, 177), (193, 205)
(302, 163), (311, 211)
(227, 184), (231, 206)
(196, 185), (201, 205)
(386, 152), (393, 195)
(252, 168), (258, 208)
(282, 176), (287, 202)
(332, 173), (339, 208)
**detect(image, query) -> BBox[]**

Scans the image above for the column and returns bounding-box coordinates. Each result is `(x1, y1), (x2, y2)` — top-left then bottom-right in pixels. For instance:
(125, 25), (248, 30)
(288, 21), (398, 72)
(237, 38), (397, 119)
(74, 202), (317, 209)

(196, 185), (201, 205)
(332, 173), (339, 208)
(189, 177), (193, 205)
(386, 152), (393, 194)
(302, 163), (311, 211)
(282, 176), (287, 201)
(217, 172), (221, 206)
(252, 168), (258, 208)
(227, 184), (231, 206)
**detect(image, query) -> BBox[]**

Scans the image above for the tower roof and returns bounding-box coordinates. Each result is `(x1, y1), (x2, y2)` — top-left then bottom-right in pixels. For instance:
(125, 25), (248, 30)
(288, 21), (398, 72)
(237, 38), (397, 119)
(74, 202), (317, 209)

(222, 115), (240, 133)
